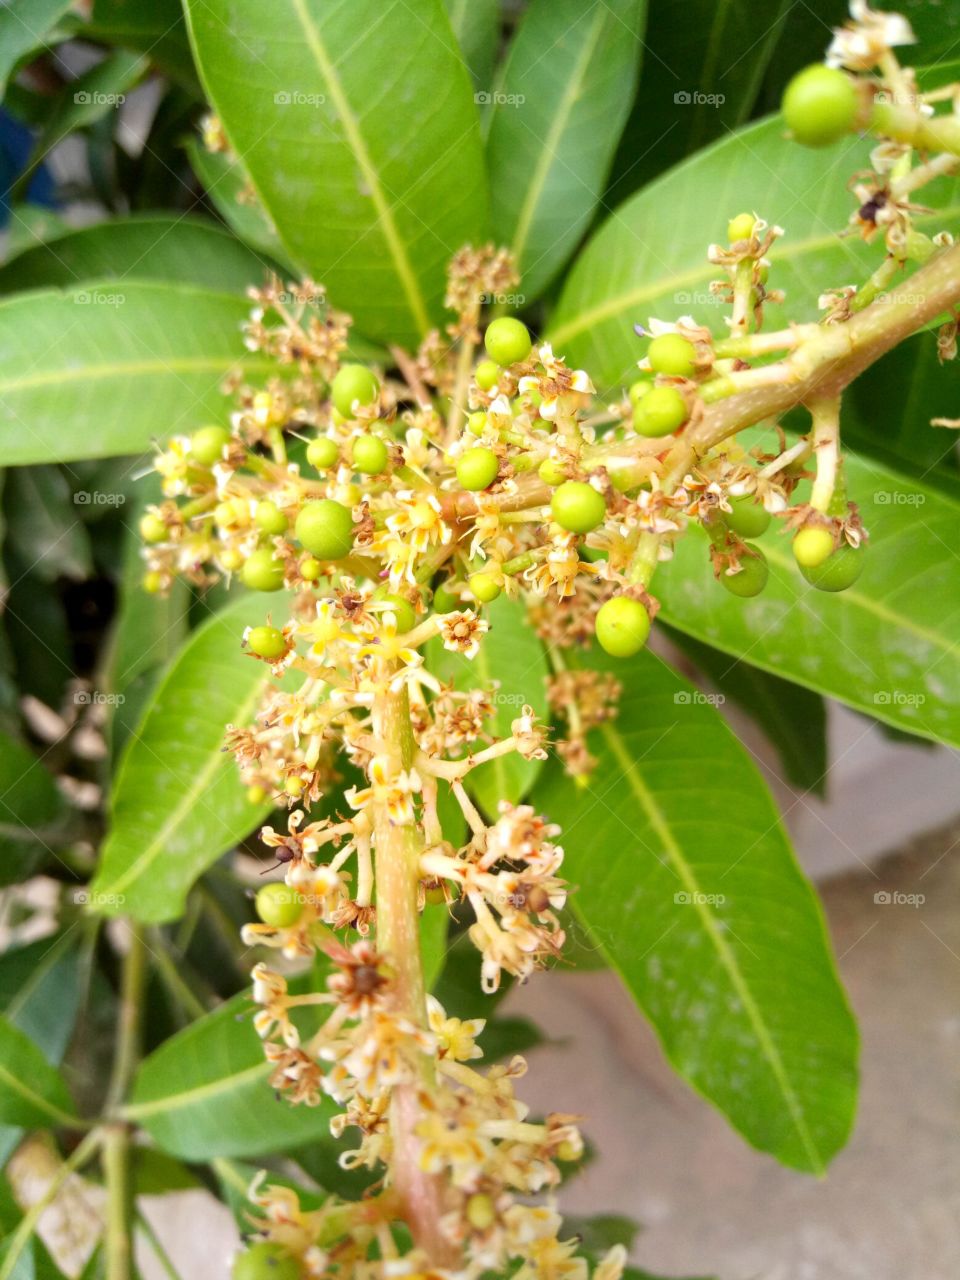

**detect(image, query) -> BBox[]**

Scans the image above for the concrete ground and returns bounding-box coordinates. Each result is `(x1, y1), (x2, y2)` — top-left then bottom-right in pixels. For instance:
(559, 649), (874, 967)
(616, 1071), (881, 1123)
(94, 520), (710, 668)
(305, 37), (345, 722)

(506, 824), (960, 1280)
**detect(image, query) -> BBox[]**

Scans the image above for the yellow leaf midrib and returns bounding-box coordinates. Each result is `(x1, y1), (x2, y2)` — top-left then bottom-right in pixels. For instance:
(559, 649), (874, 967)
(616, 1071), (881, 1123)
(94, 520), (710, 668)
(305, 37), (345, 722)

(548, 203), (960, 348)
(599, 719), (825, 1172)
(507, 6), (608, 268)
(94, 675), (268, 901)
(289, 0), (430, 338)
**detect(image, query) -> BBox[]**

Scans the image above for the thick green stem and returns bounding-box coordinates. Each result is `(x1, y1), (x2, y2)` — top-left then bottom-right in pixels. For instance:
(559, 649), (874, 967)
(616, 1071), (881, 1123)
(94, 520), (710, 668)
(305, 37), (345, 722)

(104, 930), (146, 1280)
(371, 686), (457, 1267)
(871, 100), (960, 156)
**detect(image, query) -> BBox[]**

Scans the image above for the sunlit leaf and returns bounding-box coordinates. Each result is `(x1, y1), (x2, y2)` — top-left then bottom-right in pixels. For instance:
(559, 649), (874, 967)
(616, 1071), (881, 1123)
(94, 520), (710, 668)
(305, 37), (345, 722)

(538, 651), (857, 1171)
(182, 0), (489, 345)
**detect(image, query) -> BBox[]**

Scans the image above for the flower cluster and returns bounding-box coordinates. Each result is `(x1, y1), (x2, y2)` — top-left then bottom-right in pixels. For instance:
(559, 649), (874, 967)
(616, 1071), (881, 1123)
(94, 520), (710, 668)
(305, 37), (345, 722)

(139, 12), (960, 1269)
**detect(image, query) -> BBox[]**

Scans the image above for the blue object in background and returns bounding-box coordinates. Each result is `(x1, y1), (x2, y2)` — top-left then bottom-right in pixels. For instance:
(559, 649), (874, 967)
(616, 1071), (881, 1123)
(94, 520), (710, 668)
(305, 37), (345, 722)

(0, 107), (56, 222)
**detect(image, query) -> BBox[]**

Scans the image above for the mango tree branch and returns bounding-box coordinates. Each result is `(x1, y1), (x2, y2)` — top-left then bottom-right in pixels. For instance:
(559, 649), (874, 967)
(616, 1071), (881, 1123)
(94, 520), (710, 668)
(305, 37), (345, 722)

(445, 238), (960, 523)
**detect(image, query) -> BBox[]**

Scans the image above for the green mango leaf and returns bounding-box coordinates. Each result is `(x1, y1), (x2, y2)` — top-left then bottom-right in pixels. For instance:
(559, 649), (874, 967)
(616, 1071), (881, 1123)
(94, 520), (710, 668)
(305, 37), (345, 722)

(656, 432), (960, 748)
(562, 1213), (639, 1256)
(606, 0), (791, 203)
(0, 207), (72, 264)
(130, 1148), (203, 1196)
(537, 650), (858, 1172)
(182, 0), (489, 346)
(0, 1017), (78, 1129)
(0, 933), (87, 1166)
(186, 143), (295, 270)
(844, 334), (960, 494)
(486, 0), (645, 300)
(0, 216), (275, 295)
(0, 281), (277, 465)
(0, 931), (86, 1063)
(85, 0), (200, 91)
(2, 467), (92, 582)
(15, 50), (147, 196)
(90, 594), (292, 923)
(428, 593), (549, 817)
(0, 730), (67, 888)
(443, 0), (499, 91)
(0, 0), (72, 97)
(667, 628), (828, 795)
(550, 116), (960, 389)
(126, 988), (337, 1160)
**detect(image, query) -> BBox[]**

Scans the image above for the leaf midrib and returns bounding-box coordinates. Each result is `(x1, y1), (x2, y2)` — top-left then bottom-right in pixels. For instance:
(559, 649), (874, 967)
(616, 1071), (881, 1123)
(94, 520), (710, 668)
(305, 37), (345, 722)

(0, 356), (275, 396)
(125, 1059), (268, 1120)
(289, 0), (431, 337)
(0, 1060), (75, 1127)
(548, 202), (960, 347)
(95, 675), (268, 899)
(506, 6), (608, 266)
(598, 718), (825, 1172)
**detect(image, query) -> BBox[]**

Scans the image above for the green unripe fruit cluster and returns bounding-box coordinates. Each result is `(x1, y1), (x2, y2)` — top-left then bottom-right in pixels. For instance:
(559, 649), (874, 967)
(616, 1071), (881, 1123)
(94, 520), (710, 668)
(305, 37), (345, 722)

(295, 500), (355, 561)
(468, 572), (501, 603)
(799, 543), (864, 592)
(633, 385), (688, 437)
(793, 525), (835, 568)
(551, 481), (607, 534)
(483, 317), (532, 367)
(242, 549), (285, 593)
(782, 64), (859, 148)
(474, 359), (500, 391)
(232, 1241), (301, 1280)
(595, 596), (650, 657)
(191, 425), (230, 466)
(628, 379), (652, 405)
(139, 512), (168, 544)
(351, 433), (389, 475)
(723, 495), (771, 539)
(247, 626), (286, 660)
(331, 363), (379, 418)
(457, 447), (500, 491)
(254, 501), (288, 535)
(720, 549), (769, 597)
(647, 333), (697, 378)
(727, 212), (757, 242)
(467, 411), (487, 437)
(306, 436), (340, 471)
